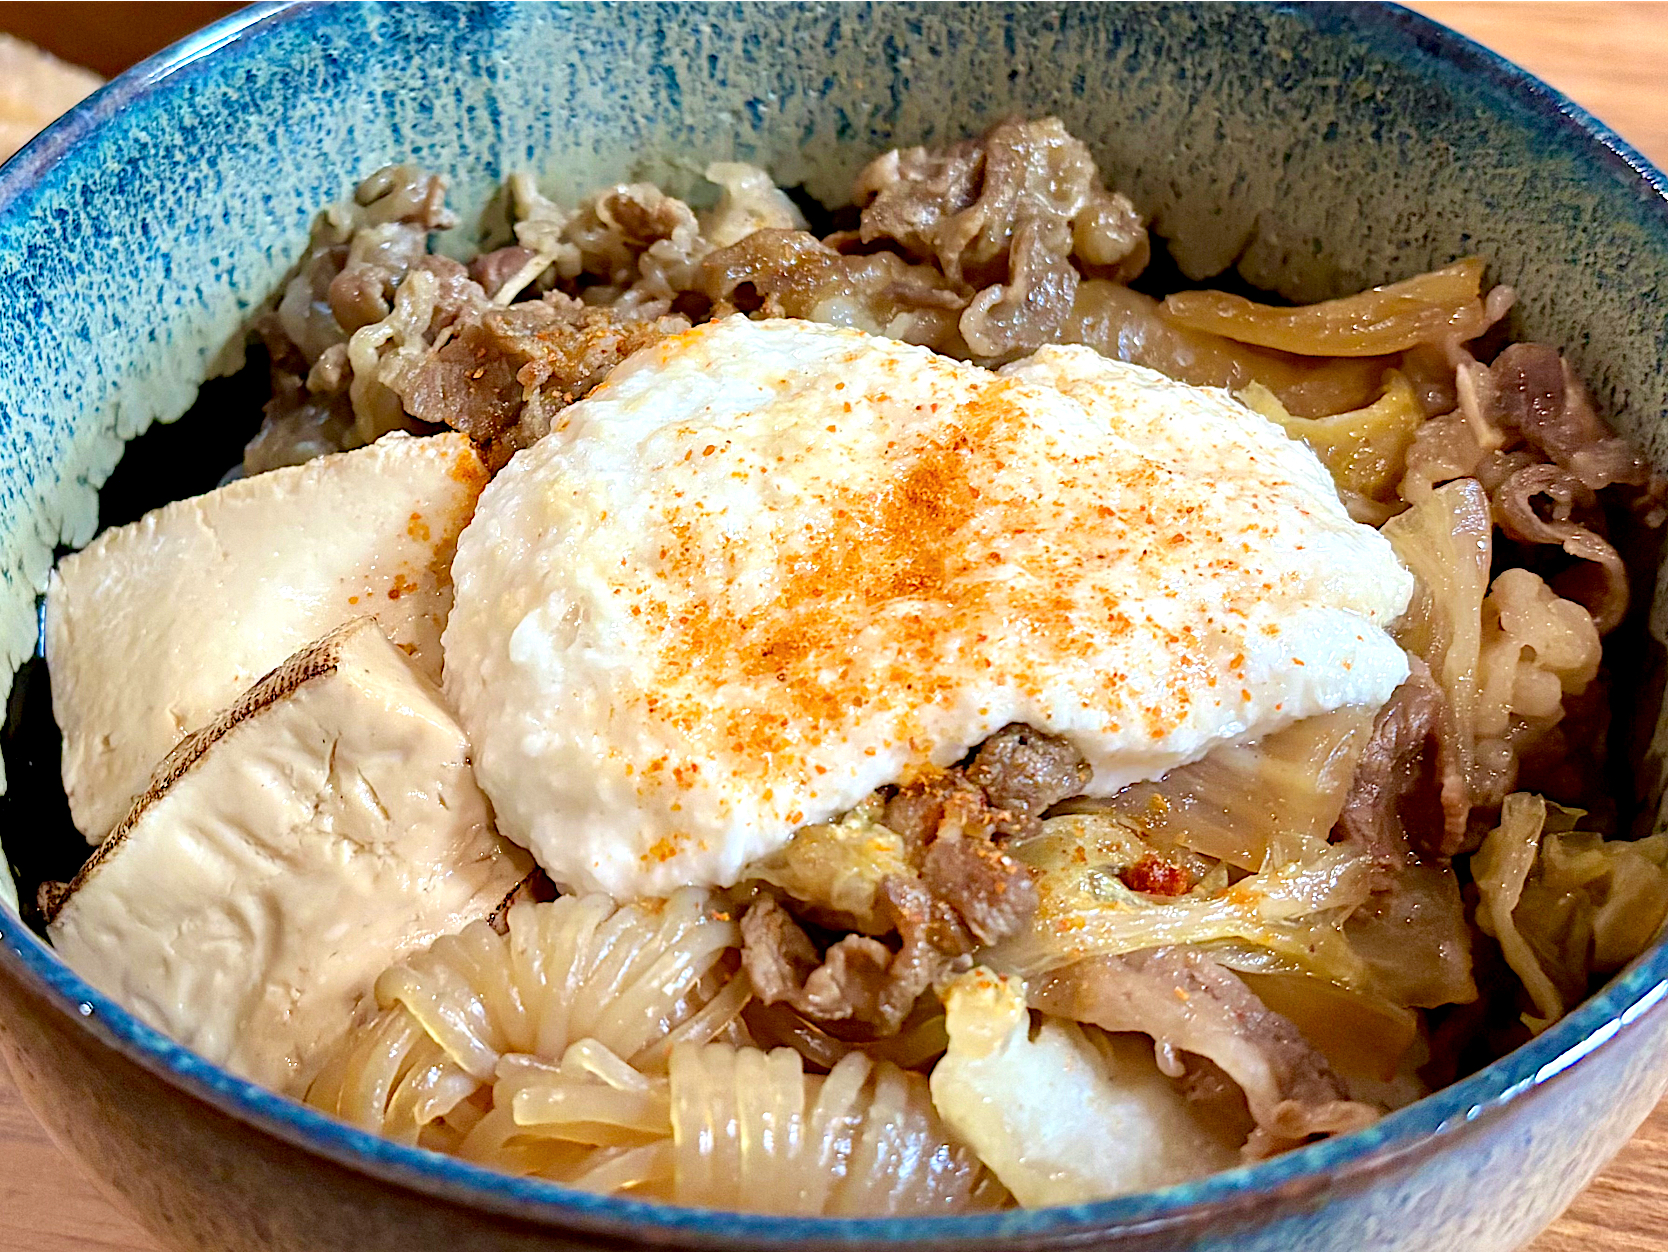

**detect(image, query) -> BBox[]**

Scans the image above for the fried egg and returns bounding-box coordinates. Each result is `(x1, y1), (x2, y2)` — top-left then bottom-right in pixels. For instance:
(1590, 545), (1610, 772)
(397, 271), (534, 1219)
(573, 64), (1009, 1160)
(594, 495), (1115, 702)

(443, 317), (1413, 898)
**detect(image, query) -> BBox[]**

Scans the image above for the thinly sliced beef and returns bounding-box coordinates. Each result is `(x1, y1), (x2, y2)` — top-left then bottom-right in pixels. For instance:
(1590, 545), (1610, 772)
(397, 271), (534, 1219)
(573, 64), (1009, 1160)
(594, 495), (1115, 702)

(469, 245), (541, 299)
(1490, 344), (1651, 492)
(919, 833), (1040, 947)
(1334, 658), (1465, 867)
(1072, 188), (1150, 281)
(1493, 461), (1630, 634)
(957, 215), (1080, 358)
(281, 165), (457, 356)
(699, 228), (966, 351)
(741, 740), (1049, 1033)
(875, 875), (980, 1026)
(746, 729), (1076, 971)
(852, 141), (983, 273)
(740, 893), (823, 999)
(739, 896), (895, 1024)
(740, 840), (1037, 1035)
(858, 117), (1099, 286)
(965, 723), (1091, 836)
(1403, 344), (1661, 629)
(1030, 949), (1380, 1158)
(569, 181), (706, 294)
(243, 374), (355, 475)
(414, 254), (493, 333)
(248, 165), (461, 473)
(1480, 342), (1662, 632)
(1331, 659), (1477, 1009)
(800, 935), (894, 1021)
(739, 889), (971, 1034)
(854, 116), (1148, 358)
(396, 297), (688, 469)
(882, 770), (996, 851)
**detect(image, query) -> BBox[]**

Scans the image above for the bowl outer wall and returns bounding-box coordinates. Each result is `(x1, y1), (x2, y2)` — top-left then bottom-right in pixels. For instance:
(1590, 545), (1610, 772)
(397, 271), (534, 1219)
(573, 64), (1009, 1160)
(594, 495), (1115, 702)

(3, 2), (1668, 1249)
(4, 924), (1668, 1252)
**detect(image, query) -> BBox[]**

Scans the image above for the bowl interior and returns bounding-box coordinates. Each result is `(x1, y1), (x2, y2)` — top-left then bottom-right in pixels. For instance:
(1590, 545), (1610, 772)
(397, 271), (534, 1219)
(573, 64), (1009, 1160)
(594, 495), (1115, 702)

(4, 0), (1668, 1242)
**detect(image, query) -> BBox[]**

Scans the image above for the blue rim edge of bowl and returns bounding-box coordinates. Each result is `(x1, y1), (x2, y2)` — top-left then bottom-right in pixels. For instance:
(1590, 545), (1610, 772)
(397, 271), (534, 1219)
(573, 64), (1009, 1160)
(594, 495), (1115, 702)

(3, 0), (1668, 1243)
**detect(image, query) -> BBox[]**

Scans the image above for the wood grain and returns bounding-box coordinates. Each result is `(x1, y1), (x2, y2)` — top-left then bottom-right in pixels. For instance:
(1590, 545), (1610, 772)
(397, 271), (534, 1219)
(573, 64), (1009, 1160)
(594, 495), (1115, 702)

(1410, 2), (1668, 170)
(0, 1068), (155, 1252)
(3, 3), (1668, 1250)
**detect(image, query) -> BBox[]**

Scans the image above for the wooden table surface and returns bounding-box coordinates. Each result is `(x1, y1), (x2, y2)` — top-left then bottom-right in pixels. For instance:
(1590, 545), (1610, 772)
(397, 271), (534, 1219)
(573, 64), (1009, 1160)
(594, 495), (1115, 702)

(5, 3), (1668, 1250)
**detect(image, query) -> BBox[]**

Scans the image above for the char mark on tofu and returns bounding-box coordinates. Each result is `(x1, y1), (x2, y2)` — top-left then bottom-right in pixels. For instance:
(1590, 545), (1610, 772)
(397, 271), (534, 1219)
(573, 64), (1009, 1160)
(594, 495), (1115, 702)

(41, 618), (530, 1094)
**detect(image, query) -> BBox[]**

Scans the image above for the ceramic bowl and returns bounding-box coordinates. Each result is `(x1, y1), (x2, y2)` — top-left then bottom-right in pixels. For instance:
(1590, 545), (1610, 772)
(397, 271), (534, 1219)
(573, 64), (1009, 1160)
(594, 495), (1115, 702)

(4, 4), (1668, 1250)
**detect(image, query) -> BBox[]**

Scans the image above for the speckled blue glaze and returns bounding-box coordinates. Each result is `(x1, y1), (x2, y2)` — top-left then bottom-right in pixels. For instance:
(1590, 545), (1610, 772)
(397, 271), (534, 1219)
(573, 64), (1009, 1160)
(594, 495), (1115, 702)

(3, 5), (1668, 1251)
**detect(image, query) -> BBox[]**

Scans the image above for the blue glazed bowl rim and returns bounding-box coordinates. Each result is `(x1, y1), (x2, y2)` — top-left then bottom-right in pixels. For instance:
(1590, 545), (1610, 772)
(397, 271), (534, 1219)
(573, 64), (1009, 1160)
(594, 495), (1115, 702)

(4, 1), (1668, 1243)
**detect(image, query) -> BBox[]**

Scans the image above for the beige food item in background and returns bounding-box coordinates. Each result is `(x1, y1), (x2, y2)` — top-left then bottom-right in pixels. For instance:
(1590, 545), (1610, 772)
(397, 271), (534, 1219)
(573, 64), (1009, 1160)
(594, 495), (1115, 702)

(0, 34), (101, 163)
(44, 618), (531, 1095)
(47, 431), (489, 843)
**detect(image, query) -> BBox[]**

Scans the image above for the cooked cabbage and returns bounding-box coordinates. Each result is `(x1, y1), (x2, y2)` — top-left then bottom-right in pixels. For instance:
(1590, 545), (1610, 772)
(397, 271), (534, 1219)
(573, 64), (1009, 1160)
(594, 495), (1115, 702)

(1530, 828), (1668, 977)
(1242, 372), (1423, 525)
(1342, 861), (1477, 1009)
(1476, 794), (1668, 1032)
(1380, 478), (1492, 835)
(1093, 710), (1373, 870)
(744, 801), (912, 934)
(1165, 944), (1429, 1109)
(1231, 969), (1417, 1093)
(984, 813), (1373, 982)
(1475, 793), (1571, 1030)
(929, 968), (1240, 1205)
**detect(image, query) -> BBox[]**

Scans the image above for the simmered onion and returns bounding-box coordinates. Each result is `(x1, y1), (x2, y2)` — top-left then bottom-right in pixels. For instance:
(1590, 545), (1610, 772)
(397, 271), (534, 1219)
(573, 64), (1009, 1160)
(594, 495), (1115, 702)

(1161, 258), (1487, 357)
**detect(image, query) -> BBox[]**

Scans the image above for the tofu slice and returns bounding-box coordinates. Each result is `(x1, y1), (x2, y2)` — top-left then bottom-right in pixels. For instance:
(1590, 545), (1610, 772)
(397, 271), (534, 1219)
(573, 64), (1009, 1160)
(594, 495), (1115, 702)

(43, 617), (531, 1095)
(46, 431), (489, 842)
